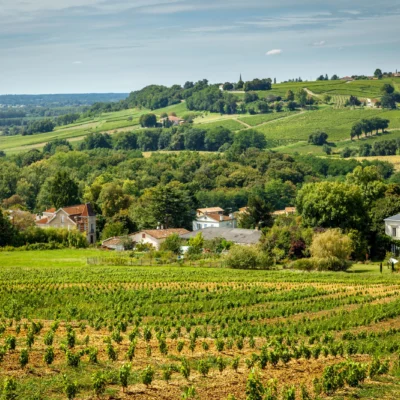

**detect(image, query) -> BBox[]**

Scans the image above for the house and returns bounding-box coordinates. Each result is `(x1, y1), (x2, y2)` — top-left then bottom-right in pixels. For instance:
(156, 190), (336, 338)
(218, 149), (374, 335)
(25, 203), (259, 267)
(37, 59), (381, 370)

(193, 207), (237, 231)
(272, 207), (296, 217)
(36, 203), (96, 244)
(340, 76), (354, 81)
(181, 227), (261, 245)
(102, 228), (190, 251)
(384, 214), (400, 240)
(160, 116), (184, 126)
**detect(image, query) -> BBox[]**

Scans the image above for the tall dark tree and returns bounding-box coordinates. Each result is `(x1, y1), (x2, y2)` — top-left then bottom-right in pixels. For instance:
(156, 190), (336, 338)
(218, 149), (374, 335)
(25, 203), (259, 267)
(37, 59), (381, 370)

(0, 209), (19, 246)
(48, 171), (80, 209)
(239, 187), (273, 230)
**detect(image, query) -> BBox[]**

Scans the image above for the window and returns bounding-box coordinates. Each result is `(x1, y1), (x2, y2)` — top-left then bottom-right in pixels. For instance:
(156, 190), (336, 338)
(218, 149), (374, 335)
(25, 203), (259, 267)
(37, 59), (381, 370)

(61, 215), (64, 223)
(393, 227), (397, 238)
(142, 233), (146, 239)
(91, 224), (94, 232)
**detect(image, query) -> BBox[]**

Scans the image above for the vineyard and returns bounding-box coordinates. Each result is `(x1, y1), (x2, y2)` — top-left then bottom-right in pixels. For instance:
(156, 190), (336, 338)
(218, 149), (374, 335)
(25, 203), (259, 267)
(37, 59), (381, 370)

(0, 250), (399, 399)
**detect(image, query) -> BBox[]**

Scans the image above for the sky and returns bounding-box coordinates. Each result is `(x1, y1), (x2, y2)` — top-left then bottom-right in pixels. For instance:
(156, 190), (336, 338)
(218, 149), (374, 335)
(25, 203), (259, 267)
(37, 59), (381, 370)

(1, 0), (399, 94)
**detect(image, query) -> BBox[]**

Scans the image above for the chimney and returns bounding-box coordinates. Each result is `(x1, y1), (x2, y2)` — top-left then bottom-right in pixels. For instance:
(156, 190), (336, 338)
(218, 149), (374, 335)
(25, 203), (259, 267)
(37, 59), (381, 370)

(220, 215), (224, 222)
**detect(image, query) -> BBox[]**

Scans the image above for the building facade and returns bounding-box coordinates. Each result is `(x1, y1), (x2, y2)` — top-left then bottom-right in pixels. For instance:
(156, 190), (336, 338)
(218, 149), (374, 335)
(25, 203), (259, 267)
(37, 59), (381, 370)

(36, 203), (96, 244)
(193, 207), (237, 231)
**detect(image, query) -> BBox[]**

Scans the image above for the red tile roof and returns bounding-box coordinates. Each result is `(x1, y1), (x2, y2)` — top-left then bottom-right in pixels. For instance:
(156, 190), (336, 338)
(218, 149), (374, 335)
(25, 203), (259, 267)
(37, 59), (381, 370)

(44, 208), (56, 213)
(62, 203), (96, 217)
(135, 229), (190, 240)
(203, 213), (234, 222)
(36, 217), (49, 224)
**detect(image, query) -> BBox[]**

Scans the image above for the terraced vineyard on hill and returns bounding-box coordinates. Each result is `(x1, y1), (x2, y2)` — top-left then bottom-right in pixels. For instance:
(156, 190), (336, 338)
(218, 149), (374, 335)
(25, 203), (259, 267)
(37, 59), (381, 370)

(0, 250), (399, 399)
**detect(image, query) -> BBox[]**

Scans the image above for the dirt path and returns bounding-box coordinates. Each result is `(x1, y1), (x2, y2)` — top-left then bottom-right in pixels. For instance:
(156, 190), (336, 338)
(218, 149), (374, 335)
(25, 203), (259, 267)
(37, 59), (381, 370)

(235, 119), (252, 128)
(304, 88), (320, 98)
(242, 111), (306, 130)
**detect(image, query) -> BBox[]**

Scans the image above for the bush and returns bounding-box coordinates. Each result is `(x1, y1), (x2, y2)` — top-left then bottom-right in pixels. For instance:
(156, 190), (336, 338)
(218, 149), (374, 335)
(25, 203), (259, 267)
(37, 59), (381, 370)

(290, 258), (315, 271)
(225, 245), (272, 270)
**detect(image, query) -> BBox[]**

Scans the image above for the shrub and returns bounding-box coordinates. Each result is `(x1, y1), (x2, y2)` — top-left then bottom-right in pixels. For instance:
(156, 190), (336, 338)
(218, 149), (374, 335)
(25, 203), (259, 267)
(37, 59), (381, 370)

(63, 375), (78, 400)
(19, 349), (29, 368)
(225, 245), (272, 270)
(119, 363), (131, 392)
(44, 347), (55, 365)
(92, 372), (107, 397)
(141, 365), (155, 387)
(198, 359), (210, 377)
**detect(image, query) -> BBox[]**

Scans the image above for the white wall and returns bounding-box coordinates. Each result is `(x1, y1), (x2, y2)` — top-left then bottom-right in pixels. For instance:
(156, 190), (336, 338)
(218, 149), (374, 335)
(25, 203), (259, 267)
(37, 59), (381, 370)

(130, 232), (161, 249)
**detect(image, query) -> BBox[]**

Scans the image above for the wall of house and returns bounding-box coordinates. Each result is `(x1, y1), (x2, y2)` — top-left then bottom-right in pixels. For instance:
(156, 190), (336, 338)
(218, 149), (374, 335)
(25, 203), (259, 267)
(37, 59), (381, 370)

(130, 233), (161, 249)
(193, 217), (237, 231)
(386, 222), (400, 239)
(44, 210), (76, 230)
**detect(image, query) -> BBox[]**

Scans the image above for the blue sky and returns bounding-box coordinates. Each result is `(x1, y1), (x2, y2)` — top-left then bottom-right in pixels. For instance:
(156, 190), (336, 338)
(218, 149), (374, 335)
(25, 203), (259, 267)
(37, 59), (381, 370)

(1, 0), (399, 94)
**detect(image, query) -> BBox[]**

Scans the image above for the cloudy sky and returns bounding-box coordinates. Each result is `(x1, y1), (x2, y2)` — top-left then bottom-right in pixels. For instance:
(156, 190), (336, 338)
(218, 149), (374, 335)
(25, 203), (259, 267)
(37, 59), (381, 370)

(1, 0), (399, 94)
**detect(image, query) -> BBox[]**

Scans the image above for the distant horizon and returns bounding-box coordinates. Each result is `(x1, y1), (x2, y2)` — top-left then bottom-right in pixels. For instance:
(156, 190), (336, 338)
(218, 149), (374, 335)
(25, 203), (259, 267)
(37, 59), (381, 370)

(1, 0), (399, 94)
(0, 68), (397, 97)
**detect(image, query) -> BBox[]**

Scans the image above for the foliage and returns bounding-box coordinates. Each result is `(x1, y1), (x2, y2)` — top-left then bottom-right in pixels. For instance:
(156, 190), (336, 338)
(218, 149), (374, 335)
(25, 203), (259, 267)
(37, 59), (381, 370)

(225, 245), (272, 270)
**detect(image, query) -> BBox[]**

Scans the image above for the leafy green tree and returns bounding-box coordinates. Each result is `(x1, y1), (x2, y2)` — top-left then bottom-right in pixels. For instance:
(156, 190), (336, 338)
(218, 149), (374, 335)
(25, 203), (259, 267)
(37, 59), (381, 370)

(231, 129), (267, 153)
(0, 209), (19, 246)
(239, 187), (273, 229)
(48, 171), (80, 209)
(381, 94), (397, 109)
(204, 127), (233, 151)
(98, 182), (132, 217)
(308, 131), (328, 145)
(160, 233), (182, 254)
(129, 182), (195, 230)
(184, 128), (206, 150)
(381, 83), (395, 94)
(286, 90), (294, 101)
(297, 181), (366, 231)
(296, 89), (308, 107)
(374, 68), (383, 78)
(113, 131), (138, 150)
(101, 222), (128, 240)
(79, 132), (112, 150)
(139, 113), (157, 128)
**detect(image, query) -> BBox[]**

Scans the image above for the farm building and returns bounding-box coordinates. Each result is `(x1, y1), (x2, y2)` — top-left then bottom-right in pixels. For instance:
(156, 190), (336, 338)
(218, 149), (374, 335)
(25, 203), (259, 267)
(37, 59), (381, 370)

(159, 116), (184, 126)
(180, 227), (262, 245)
(35, 203), (96, 244)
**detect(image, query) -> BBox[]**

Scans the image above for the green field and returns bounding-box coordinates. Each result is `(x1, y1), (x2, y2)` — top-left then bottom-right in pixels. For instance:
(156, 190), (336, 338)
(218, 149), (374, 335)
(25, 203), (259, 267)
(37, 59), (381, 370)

(0, 249), (399, 399)
(1, 77), (400, 156)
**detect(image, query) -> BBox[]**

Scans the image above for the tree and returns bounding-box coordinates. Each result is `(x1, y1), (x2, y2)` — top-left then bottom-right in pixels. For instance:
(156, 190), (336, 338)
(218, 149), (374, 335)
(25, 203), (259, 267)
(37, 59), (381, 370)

(129, 182), (195, 230)
(296, 181), (366, 231)
(374, 68), (383, 79)
(296, 89), (308, 107)
(350, 122), (363, 140)
(310, 229), (353, 261)
(225, 245), (271, 270)
(381, 83), (395, 94)
(113, 131), (138, 150)
(0, 209), (19, 246)
(238, 187), (273, 230)
(331, 74), (339, 80)
(101, 222), (128, 240)
(381, 94), (397, 109)
(204, 127), (233, 151)
(9, 210), (35, 231)
(286, 90), (295, 101)
(79, 132), (112, 150)
(223, 82), (234, 91)
(48, 171), (80, 209)
(308, 131), (328, 146)
(139, 113), (157, 128)
(231, 129), (267, 153)
(244, 92), (259, 104)
(184, 128), (206, 150)
(98, 183), (131, 218)
(160, 233), (182, 254)
(244, 78), (272, 91)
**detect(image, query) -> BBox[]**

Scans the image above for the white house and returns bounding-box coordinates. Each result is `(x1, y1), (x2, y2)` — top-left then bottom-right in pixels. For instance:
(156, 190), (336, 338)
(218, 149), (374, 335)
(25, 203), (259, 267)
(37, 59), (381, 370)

(193, 207), (237, 231)
(384, 214), (400, 240)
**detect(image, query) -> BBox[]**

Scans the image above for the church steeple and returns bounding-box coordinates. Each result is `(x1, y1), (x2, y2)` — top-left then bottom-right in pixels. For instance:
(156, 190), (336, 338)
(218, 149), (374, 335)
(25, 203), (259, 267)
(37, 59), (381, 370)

(237, 73), (244, 89)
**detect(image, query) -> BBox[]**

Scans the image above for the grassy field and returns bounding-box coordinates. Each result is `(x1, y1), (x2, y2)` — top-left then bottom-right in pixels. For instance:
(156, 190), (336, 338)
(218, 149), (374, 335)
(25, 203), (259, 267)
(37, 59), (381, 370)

(0, 249), (399, 399)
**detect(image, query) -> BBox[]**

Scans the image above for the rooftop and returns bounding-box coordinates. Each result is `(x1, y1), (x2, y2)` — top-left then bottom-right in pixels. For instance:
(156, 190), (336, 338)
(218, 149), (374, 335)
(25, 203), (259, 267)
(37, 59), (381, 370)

(197, 207), (224, 214)
(132, 228), (190, 240)
(180, 227), (261, 244)
(385, 214), (400, 222)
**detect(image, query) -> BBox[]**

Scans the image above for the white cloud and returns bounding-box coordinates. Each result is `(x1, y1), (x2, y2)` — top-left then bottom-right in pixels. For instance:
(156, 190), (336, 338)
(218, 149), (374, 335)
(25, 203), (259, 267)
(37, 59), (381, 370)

(312, 40), (326, 46)
(266, 49), (282, 56)
(340, 10), (361, 15)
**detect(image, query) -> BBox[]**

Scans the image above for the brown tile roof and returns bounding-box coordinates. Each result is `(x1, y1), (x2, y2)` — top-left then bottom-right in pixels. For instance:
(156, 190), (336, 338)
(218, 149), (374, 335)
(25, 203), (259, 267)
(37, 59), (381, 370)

(204, 213), (234, 222)
(102, 237), (123, 246)
(137, 229), (190, 240)
(44, 208), (56, 213)
(285, 207), (296, 213)
(62, 203), (96, 217)
(36, 217), (49, 224)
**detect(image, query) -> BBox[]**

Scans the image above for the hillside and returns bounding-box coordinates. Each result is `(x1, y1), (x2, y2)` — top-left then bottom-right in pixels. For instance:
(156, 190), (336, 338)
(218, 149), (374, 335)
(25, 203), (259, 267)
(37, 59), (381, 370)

(0, 78), (399, 155)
